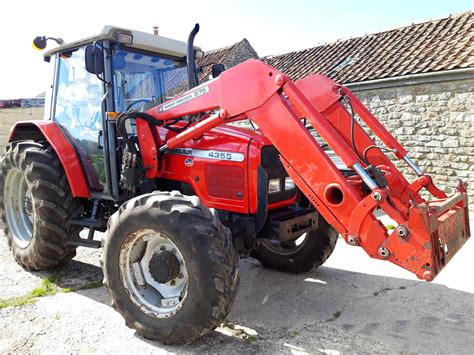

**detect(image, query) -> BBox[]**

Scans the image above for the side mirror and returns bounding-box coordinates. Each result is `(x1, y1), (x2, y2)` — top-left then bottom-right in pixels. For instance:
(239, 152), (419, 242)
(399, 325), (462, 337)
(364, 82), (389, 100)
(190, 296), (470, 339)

(85, 45), (104, 75)
(211, 63), (226, 78)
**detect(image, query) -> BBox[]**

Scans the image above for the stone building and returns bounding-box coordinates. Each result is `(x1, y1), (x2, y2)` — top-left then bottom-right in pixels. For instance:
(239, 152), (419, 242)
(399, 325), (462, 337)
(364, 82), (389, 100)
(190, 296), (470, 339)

(265, 11), (473, 209)
(197, 38), (259, 80)
(1, 15), (472, 206)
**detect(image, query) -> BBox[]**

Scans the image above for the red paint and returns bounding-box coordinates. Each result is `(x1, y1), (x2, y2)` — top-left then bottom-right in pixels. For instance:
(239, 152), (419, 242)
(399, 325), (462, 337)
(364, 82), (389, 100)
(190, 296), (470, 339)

(8, 121), (90, 198)
(205, 165), (245, 200)
(9, 59), (469, 281)
(140, 59), (469, 280)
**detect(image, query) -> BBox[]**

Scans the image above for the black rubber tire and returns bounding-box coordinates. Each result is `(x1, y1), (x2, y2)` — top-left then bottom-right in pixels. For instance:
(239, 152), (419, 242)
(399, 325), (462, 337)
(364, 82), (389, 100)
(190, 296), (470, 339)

(251, 214), (338, 274)
(102, 191), (240, 345)
(0, 141), (83, 271)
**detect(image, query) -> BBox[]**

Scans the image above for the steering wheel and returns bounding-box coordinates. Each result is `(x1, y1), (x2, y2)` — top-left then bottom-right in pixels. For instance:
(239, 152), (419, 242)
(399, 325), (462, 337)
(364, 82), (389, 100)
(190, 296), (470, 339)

(126, 99), (153, 111)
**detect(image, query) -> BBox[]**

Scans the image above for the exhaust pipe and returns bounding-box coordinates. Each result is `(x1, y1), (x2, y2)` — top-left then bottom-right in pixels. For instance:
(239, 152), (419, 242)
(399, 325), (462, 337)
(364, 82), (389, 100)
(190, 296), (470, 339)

(187, 23), (200, 90)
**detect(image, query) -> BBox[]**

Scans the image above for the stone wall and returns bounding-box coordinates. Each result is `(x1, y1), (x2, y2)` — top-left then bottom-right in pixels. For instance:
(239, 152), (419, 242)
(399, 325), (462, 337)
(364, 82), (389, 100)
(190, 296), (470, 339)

(0, 107), (43, 150)
(353, 79), (473, 210)
(0, 79), (472, 210)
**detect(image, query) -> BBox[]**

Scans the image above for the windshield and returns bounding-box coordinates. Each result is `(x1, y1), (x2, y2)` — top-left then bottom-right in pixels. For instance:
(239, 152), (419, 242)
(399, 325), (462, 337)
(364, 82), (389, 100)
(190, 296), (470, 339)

(112, 48), (188, 112)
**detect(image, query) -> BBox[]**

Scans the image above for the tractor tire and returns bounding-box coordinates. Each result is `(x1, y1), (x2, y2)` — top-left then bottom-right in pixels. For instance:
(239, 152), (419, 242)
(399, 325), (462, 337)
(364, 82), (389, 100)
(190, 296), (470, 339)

(102, 191), (240, 345)
(251, 214), (338, 274)
(0, 141), (83, 271)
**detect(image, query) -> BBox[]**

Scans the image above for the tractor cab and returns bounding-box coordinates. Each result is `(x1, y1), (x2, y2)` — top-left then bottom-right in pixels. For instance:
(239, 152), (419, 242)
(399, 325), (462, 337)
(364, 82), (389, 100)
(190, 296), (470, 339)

(40, 26), (199, 200)
(2, 22), (470, 345)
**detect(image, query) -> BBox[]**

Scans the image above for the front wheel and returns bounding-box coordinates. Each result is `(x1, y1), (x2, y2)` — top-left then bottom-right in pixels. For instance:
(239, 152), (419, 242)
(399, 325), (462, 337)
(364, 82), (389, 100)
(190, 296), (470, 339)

(0, 141), (82, 270)
(251, 214), (338, 273)
(102, 191), (240, 344)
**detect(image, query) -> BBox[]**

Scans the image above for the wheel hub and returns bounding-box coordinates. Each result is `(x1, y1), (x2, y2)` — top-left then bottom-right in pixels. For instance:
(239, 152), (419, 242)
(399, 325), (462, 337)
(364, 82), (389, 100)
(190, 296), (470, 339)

(149, 251), (180, 284)
(120, 229), (188, 318)
(4, 168), (34, 248)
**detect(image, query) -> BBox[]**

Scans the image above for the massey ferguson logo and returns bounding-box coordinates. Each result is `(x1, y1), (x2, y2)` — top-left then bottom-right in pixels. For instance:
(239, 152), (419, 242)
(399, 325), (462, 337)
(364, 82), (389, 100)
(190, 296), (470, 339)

(158, 86), (209, 112)
(170, 148), (192, 156)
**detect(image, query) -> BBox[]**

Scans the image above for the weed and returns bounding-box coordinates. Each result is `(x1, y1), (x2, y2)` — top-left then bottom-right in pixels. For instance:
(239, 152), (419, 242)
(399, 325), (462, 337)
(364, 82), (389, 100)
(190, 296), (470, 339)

(0, 270), (61, 309)
(288, 330), (299, 338)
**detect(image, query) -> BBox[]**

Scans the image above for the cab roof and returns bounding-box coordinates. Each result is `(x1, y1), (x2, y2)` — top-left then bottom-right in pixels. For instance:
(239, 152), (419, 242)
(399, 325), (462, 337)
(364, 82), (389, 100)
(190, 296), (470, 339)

(44, 25), (198, 60)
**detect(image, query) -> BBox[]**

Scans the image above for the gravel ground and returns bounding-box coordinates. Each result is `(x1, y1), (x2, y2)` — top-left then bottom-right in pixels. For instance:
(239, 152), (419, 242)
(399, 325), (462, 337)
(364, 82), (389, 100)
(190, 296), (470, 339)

(1, 216), (473, 354)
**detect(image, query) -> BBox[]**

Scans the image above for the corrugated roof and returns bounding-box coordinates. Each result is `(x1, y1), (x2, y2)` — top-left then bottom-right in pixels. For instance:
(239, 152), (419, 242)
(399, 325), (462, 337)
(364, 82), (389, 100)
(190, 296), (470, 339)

(264, 11), (474, 83)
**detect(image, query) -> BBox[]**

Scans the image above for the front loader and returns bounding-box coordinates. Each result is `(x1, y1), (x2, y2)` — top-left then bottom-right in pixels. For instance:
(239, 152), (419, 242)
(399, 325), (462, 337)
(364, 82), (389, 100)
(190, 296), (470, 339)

(0, 24), (470, 344)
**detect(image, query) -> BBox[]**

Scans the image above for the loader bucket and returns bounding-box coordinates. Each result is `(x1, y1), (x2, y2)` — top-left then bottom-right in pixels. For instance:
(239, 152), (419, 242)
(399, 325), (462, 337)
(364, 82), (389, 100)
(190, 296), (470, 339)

(384, 182), (470, 281)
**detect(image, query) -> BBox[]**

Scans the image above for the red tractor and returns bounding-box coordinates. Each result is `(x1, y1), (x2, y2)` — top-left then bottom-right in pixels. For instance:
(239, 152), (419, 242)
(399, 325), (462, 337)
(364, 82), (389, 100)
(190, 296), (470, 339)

(1, 25), (470, 344)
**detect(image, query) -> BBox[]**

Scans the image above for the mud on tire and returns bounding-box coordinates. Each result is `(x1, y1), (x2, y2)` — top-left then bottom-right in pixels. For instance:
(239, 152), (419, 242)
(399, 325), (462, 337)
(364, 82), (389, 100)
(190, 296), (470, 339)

(0, 141), (83, 270)
(102, 191), (240, 345)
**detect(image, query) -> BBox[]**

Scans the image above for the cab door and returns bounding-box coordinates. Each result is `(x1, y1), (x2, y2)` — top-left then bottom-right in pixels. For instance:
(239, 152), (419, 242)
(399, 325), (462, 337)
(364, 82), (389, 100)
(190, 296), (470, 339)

(52, 47), (110, 196)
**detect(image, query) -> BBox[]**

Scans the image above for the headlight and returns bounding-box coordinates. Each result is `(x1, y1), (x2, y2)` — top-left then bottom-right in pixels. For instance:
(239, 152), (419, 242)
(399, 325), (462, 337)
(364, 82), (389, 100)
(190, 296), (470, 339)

(268, 178), (281, 194)
(285, 176), (295, 190)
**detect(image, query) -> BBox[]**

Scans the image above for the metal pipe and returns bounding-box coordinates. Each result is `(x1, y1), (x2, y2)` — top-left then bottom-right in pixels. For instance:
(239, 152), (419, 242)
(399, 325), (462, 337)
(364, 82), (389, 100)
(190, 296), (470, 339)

(160, 112), (222, 151)
(353, 163), (378, 190)
(403, 156), (423, 176)
(187, 24), (200, 90)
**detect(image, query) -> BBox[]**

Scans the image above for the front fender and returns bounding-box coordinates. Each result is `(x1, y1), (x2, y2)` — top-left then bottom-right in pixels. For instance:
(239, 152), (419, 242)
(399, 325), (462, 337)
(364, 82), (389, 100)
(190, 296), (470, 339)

(8, 121), (90, 198)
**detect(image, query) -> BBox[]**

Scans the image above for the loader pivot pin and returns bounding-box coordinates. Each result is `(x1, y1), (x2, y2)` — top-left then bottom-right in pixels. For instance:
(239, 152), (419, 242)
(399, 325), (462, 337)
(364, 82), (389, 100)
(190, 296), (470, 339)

(396, 226), (409, 238)
(275, 74), (286, 86)
(378, 247), (390, 259)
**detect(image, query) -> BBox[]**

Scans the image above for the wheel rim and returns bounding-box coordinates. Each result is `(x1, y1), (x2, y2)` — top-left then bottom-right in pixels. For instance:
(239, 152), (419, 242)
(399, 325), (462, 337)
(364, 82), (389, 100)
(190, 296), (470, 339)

(4, 168), (34, 248)
(119, 229), (188, 318)
(261, 232), (309, 255)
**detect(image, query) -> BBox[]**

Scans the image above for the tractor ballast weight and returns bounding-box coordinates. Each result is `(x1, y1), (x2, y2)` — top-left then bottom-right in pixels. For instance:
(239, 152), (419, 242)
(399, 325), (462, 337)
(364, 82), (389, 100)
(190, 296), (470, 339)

(133, 59), (470, 281)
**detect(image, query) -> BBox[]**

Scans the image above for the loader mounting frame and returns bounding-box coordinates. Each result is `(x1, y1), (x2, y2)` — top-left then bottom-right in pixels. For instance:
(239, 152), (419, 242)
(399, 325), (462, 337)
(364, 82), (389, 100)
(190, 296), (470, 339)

(131, 59), (469, 281)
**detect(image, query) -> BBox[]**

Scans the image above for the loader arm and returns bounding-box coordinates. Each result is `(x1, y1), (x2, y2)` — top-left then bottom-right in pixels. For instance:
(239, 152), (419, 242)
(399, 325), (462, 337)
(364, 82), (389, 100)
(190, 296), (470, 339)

(137, 59), (470, 281)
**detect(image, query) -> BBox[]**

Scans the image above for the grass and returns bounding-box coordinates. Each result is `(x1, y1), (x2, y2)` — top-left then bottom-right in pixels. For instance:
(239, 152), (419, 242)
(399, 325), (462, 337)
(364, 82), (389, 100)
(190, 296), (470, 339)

(0, 271), (61, 309)
(0, 271), (103, 310)
(385, 224), (396, 230)
(287, 330), (299, 338)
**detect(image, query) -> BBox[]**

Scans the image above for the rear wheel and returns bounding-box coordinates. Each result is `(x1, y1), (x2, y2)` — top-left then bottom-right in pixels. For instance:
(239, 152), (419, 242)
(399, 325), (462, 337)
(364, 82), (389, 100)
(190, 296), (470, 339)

(251, 214), (338, 273)
(0, 141), (82, 270)
(102, 191), (239, 344)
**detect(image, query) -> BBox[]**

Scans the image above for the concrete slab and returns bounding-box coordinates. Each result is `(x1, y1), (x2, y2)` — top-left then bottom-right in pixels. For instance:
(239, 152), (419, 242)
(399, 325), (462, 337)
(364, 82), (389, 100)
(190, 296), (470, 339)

(0, 216), (473, 353)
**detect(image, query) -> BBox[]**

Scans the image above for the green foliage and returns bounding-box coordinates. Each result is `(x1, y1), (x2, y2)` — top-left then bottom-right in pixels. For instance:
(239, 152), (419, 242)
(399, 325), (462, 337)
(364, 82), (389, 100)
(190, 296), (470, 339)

(0, 271), (61, 309)
(0, 271), (104, 310)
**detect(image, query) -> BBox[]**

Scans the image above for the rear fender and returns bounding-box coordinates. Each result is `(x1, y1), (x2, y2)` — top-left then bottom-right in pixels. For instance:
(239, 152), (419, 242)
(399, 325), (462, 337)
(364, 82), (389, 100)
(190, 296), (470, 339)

(8, 121), (90, 198)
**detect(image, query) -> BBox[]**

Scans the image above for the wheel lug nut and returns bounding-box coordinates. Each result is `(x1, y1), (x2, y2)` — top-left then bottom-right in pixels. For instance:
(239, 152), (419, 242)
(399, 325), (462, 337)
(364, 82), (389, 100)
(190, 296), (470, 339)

(171, 248), (177, 254)
(160, 246), (166, 251)
(178, 273), (184, 279)
(170, 280), (176, 286)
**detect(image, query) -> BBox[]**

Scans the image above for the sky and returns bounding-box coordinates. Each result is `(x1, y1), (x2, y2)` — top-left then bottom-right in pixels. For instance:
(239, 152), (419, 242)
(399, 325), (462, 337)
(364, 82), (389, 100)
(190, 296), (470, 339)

(0, 0), (472, 99)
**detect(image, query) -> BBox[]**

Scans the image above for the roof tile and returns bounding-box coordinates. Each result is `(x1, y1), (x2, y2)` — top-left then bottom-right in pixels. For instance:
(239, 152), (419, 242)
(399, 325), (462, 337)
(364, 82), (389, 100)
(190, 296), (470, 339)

(264, 11), (474, 83)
